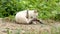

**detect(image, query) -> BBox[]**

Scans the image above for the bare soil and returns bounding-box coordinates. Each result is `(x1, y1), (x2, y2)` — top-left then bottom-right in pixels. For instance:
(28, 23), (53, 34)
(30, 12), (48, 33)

(0, 18), (60, 34)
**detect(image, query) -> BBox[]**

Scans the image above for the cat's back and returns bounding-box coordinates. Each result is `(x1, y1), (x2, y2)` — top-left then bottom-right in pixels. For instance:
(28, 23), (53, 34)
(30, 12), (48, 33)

(16, 10), (27, 17)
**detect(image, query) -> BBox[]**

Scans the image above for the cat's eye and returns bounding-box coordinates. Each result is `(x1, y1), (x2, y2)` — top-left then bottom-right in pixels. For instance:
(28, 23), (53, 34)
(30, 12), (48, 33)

(31, 16), (33, 18)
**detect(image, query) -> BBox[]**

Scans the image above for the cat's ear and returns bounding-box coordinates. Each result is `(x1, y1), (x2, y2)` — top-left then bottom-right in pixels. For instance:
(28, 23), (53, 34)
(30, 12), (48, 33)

(34, 10), (38, 13)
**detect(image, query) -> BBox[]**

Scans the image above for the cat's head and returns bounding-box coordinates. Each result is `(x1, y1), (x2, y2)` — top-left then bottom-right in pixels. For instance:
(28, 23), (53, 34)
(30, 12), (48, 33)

(28, 10), (38, 18)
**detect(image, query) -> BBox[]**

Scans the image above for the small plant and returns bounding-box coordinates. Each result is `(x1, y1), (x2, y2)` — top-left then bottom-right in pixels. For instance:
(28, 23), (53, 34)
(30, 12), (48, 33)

(6, 28), (12, 34)
(15, 29), (20, 34)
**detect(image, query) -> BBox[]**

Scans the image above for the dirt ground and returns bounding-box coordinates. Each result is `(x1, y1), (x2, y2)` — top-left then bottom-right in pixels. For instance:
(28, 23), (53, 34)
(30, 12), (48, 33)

(0, 18), (60, 34)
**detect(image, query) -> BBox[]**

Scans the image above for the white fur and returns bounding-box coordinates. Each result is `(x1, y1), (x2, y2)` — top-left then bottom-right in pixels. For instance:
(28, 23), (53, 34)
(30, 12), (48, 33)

(15, 10), (38, 24)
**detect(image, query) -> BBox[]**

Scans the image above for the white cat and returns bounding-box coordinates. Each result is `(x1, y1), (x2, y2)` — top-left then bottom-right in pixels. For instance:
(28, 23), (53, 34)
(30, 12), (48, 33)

(15, 10), (38, 24)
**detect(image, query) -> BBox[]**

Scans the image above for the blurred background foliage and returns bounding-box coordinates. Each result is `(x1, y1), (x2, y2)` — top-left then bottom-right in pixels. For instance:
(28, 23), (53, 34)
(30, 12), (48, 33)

(0, 0), (60, 20)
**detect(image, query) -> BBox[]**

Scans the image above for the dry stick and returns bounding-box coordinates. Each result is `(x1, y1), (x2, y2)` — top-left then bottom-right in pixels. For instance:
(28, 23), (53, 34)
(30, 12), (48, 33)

(30, 18), (44, 24)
